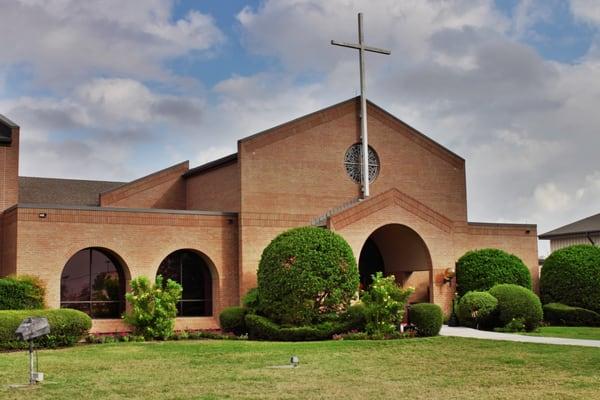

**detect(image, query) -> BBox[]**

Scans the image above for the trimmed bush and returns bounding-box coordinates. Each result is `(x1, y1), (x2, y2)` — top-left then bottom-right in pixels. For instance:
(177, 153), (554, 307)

(540, 245), (600, 313)
(456, 249), (532, 296)
(456, 291), (498, 328)
(0, 275), (46, 310)
(410, 303), (443, 337)
(488, 284), (543, 331)
(219, 306), (248, 335)
(0, 308), (91, 349)
(257, 226), (359, 325)
(543, 303), (600, 327)
(242, 287), (259, 311)
(124, 275), (182, 340)
(244, 314), (353, 341)
(341, 303), (367, 332)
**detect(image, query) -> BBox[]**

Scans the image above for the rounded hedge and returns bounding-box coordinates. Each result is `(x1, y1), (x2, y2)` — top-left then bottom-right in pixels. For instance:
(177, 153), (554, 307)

(0, 308), (92, 349)
(488, 284), (542, 331)
(540, 245), (600, 313)
(543, 303), (600, 327)
(456, 291), (498, 328)
(410, 303), (443, 337)
(456, 248), (532, 296)
(257, 226), (359, 325)
(219, 306), (248, 335)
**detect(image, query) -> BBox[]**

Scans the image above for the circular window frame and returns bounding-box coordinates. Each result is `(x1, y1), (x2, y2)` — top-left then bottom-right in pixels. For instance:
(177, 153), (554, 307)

(344, 143), (380, 184)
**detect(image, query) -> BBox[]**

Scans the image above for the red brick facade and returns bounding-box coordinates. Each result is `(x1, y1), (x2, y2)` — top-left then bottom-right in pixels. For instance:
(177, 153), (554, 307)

(0, 98), (538, 331)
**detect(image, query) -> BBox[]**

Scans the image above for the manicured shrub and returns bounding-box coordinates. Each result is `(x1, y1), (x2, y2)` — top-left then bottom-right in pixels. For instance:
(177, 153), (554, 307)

(242, 287), (259, 312)
(540, 245), (600, 313)
(257, 226), (359, 325)
(0, 275), (46, 310)
(543, 303), (600, 327)
(488, 284), (542, 331)
(219, 306), (248, 335)
(456, 249), (531, 296)
(361, 272), (413, 335)
(456, 291), (498, 328)
(341, 303), (367, 332)
(124, 275), (182, 340)
(244, 314), (351, 341)
(410, 303), (443, 337)
(0, 308), (91, 349)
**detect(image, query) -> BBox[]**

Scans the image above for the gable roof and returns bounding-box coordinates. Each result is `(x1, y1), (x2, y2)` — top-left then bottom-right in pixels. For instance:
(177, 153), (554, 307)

(539, 212), (600, 239)
(0, 114), (18, 144)
(183, 97), (465, 178)
(19, 176), (124, 206)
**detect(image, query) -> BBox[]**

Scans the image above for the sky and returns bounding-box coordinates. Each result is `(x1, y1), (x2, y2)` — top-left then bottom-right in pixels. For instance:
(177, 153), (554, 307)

(1, 0), (600, 256)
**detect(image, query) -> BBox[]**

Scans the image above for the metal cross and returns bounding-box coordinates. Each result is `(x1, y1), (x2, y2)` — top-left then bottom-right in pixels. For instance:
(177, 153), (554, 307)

(332, 12), (390, 199)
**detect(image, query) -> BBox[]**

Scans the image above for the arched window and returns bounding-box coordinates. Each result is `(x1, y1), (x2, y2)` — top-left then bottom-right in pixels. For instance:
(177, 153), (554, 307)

(157, 250), (213, 317)
(60, 248), (126, 318)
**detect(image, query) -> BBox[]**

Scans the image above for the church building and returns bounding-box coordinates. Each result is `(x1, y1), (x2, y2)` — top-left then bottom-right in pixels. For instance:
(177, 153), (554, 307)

(0, 98), (538, 333)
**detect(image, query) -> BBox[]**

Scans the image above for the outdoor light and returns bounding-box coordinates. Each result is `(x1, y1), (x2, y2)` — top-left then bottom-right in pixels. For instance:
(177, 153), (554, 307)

(14, 317), (50, 385)
(443, 267), (455, 285)
(38, 212), (47, 219)
(290, 355), (299, 367)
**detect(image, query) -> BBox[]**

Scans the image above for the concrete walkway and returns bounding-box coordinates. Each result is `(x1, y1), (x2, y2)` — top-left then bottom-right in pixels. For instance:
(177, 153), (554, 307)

(440, 325), (600, 348)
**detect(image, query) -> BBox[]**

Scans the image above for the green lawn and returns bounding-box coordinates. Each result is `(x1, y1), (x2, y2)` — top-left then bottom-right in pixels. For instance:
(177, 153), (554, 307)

(525, 326), (600, 341)
(1, 337), (599, 399)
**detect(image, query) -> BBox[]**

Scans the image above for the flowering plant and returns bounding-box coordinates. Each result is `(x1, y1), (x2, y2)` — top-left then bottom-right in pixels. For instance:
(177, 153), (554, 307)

(361, 272), (414, 335)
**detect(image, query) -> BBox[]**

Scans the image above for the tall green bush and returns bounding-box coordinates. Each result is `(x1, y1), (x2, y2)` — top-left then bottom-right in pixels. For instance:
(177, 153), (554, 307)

(540, 245), (600, 313)
(0, 309), (91, 349)
(361, 272), (413, 335)
(257, 226), (359, 325)
(410, 303), (443, 337)
(456, 291), (498, 328)
(488, 284), (542, 331)
(124, 275), (182, 340)
(456, 248), (531, 296)
(0, 275), (46, 310)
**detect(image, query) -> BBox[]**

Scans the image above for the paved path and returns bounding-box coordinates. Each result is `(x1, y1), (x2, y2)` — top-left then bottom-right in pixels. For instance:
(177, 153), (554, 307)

(440, 326), (600, 348)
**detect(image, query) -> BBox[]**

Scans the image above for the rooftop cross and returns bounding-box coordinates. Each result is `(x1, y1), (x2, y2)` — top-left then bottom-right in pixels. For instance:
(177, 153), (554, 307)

(332, 13), (390, 199)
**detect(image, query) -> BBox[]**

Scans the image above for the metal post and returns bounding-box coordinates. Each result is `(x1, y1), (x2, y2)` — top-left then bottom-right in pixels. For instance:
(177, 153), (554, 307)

(358, 13), (369, 198)
(29, 341), (34, 385)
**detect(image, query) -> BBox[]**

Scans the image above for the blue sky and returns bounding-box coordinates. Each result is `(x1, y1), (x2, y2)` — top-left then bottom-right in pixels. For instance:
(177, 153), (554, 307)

(1, 0), (600, 255)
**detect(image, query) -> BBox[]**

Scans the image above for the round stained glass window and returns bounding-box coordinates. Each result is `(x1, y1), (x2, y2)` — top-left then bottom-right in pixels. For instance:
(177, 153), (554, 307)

(344, 143), (380, 184)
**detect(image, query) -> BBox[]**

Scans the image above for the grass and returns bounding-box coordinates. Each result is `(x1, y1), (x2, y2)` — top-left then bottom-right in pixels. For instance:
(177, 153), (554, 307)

(1, 337), (600, 399)
(525, 326), (600, 341)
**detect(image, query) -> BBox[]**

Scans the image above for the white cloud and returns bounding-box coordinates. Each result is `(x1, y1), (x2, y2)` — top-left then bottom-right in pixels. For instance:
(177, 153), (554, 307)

(534, 182), (571, 212)
(570, 0), (600, 25)
(0, 0), (224, 87)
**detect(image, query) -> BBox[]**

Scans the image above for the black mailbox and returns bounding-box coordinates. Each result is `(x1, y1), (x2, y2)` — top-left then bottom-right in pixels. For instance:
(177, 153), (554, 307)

(15, 317), (50, 341)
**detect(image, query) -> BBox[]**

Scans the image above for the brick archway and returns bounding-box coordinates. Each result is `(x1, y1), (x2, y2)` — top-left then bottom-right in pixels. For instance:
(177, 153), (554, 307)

(359, 223), (433, 303)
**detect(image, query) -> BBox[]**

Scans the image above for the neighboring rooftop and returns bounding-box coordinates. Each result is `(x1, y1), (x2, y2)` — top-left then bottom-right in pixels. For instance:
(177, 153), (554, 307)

(539, 212), (600, 239)
(19, 176), (124, 207)
(183, 153), (237, 178)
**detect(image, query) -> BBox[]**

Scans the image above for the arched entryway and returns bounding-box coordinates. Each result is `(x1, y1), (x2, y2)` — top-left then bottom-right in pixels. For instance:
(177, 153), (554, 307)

(156, 249), (214, 317)
(60, 247), (128, 318)
(359, 224), (432, 302)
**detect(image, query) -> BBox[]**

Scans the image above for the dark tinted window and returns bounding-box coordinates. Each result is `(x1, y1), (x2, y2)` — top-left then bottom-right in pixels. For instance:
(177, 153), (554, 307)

(157, 250), (212, 316)
(60, 248), (125, 319)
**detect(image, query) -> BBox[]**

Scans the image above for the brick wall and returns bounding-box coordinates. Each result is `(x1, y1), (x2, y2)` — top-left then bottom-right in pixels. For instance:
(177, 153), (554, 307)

(100, 162), (188, 209)
(13, 206), (238, 330)
(186, 160), (240, 212)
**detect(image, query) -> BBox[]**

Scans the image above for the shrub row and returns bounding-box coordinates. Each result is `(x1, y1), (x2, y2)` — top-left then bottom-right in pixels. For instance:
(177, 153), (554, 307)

(0, 276), (45, 310)
(457, 284), (543, 331)
(543, 303), (600, 327)
(0, 309), (92, 349)
(245, 314), (348, 341)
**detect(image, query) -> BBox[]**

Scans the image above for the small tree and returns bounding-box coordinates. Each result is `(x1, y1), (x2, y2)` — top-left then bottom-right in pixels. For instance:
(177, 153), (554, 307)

(361, 272), (413, 335)
(124, 275), (182, 340)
